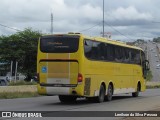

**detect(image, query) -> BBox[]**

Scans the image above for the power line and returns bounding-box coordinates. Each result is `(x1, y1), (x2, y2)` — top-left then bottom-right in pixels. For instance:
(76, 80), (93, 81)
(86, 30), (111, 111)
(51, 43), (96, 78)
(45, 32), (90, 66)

(51, 12), (53, 34)
(78, 22), (101, 32)
(104, 21), (135, 41)
(102, 0), (104, 37)
(0, 23), (22, 32)
(104, 12), (142, 40)
(78, 21), (135, 41)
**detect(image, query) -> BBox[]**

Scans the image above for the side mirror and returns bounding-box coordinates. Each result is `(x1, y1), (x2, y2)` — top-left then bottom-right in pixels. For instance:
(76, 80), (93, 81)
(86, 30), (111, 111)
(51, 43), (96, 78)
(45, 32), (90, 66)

(144, 60), (150, 71)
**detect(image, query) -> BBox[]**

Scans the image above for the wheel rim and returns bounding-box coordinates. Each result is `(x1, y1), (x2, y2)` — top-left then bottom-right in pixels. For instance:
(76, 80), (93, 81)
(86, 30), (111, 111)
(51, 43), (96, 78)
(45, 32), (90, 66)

(107, 85), (112, 100)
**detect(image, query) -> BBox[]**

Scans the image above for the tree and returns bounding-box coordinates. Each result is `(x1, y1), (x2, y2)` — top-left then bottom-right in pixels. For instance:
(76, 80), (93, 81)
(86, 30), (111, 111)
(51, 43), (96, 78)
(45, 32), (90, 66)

(153, 37), (160, 43)
(0, 28), (42, 81)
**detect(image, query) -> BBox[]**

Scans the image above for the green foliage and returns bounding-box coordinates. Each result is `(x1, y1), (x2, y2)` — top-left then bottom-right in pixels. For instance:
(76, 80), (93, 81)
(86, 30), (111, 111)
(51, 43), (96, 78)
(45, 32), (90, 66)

(146, 85), (160, 89)
(146, 70), (153, 81)
(136, 39), (145, 43)
(0, 28), (42, 78)
(9, 80), (37, 86)
(153, 37), (160, 43)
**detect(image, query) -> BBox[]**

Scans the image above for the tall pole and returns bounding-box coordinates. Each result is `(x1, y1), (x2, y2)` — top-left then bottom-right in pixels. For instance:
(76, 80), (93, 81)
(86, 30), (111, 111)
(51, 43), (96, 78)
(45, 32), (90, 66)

(10, 61), (13, 81)
(103, 0), (104, 37)
(15, 61), (18, 82)
(51, 12), (53, 34)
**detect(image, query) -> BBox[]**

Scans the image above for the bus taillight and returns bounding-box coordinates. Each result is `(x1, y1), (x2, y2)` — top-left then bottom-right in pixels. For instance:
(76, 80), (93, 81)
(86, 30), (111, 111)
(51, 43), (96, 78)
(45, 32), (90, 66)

(78, 73), (83, 83)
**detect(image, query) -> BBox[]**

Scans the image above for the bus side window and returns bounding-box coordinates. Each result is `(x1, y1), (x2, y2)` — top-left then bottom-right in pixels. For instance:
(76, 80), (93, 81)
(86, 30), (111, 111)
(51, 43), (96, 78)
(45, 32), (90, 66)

(114, 46), (119, 62)
(91, 41), (99, 59)
(84, 40), (93, 59)
(135, 50), (141, 65)
(97, 42), (106, 60)
(104, 43), (108, 60)
(107, 44), (115, 61)
(129, 50), (135, 63)
(124, 48), (130, 63)
(115, 46), (124, 62)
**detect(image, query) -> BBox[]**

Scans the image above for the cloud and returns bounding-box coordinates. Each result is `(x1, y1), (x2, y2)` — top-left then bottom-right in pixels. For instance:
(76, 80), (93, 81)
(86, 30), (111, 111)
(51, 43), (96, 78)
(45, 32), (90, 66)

(106, 6), (153, 26)
(0, 0), (160, 41)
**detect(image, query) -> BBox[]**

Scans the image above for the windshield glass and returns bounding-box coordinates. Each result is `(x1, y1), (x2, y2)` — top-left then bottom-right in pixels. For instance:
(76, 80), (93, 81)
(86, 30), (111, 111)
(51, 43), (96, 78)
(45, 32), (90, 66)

(40, 36), (79, 53)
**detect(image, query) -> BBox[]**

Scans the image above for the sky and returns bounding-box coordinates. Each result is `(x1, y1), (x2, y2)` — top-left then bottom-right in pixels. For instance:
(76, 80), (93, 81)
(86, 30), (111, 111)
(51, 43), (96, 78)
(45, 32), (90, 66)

(0, 0), (160, 41)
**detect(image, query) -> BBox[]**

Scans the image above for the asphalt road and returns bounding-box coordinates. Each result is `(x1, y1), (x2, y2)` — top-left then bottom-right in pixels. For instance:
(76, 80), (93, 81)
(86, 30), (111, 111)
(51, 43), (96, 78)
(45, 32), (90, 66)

(146, 42), (160, 81)
(0, 89), (160, 120)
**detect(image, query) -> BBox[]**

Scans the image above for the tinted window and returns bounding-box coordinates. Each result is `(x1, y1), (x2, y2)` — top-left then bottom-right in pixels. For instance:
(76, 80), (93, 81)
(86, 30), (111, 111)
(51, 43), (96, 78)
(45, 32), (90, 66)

(84, 40), (107, 60)
(40, 36), (79, 53)
(115, 46), (124, 62)
(123, 48), (130, 63)
(141, 51), (145, 63)
(84, 39), (141, 65)
(107, 44), (115, 61)
(84, 40), (93, 58)
(134, 50), (141, 65)
(129, 50), (140, 65)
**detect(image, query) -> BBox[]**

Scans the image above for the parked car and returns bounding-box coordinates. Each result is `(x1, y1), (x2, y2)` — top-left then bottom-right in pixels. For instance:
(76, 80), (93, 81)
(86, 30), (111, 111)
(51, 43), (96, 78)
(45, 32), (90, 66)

(157, 64), (160, 67)
(156, 64), (160, 69)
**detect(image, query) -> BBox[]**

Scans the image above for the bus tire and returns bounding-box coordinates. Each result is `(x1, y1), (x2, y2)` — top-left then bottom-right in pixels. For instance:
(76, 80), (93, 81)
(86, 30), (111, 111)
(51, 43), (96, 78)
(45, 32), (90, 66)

(132, 83), (140, 97)
(97, 85), (105, 103)
(105, 84), (113, 101)
(58, 95), (77, 103)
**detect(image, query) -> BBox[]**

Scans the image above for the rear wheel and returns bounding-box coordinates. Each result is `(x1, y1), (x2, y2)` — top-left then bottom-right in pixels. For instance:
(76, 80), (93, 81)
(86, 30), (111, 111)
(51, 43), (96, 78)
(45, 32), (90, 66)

(132, 83), (140, 97)
(58, 95), (77, 103)
(105, 84), (113, 101)
(97, 85), (105, 103)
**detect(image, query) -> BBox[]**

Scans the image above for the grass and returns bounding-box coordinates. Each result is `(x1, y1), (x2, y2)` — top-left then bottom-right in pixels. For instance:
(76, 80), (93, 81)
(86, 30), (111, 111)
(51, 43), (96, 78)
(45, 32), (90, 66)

(0, 91), (39, 99)
(146, 85), (160, 89)
(146, 70), (153, 81)
(8, 80), (37, 86)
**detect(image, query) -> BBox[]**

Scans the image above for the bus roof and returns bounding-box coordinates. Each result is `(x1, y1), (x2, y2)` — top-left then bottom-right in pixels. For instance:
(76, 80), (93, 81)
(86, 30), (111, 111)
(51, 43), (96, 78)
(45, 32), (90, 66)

(82, 35), (143, 51)
(41, 33), (143, 51)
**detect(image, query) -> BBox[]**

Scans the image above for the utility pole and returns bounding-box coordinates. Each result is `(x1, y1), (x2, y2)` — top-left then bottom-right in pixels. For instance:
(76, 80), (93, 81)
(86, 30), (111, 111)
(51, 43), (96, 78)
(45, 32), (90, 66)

(51, 12), (53, 34)
(102, 0), (104, 37)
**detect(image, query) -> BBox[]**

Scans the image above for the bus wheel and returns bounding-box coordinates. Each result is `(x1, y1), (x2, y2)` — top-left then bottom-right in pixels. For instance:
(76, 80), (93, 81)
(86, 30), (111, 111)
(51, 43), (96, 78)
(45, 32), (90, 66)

(97, 85), (105, 103)
(105, 84), (113, 101)
(132, 83), (140, 97)
(58, 95), (77, 103)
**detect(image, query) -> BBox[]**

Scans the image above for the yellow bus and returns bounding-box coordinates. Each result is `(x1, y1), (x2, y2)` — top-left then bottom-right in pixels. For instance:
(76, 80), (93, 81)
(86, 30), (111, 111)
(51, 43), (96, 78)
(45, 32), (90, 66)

(37, 33), (149, 103)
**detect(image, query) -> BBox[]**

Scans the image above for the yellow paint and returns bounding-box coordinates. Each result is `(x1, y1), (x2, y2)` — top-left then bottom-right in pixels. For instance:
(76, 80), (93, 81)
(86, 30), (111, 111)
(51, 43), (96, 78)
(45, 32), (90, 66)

(37, 33), (146, 97)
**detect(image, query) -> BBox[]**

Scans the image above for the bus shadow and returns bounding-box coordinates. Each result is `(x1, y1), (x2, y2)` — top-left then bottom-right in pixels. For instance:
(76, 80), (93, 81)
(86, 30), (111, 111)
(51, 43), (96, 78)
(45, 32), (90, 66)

(45, 94), (139, 106)
(112, 95), (133, 101)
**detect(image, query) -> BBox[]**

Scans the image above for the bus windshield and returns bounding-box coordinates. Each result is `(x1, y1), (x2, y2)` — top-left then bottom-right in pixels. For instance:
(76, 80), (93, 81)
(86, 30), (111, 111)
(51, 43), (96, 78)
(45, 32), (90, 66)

(40, 36), (79, 53)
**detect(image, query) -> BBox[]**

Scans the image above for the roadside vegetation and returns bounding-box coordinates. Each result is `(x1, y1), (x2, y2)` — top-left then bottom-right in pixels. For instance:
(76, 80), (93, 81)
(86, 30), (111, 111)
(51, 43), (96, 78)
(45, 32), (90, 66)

(8, 80), (37, 86)
(0, 28), (42, 81)
(146, 85), (160, 89)
(0, 91), (39, 99)
(0, 81), (38, 99)
(146, 70), (153, 81)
